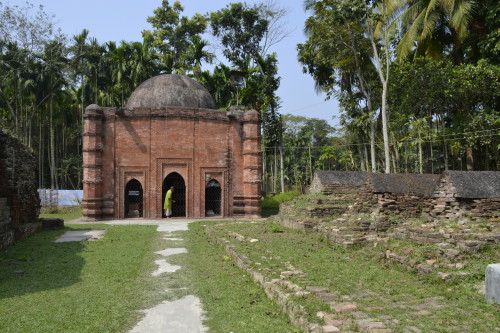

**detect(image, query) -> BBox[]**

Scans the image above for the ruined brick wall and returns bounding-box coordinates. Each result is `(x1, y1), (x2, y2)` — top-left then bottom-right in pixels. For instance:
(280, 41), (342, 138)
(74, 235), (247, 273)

(430, 175), (500, 221)
(430, 176), (465, 220)
(353, 173), (439, 216)
(309, 171), (366, 195)
(369, 193), (433, 216)
(469, 199), (500, 220)
(308, 170), (499, 221)
(0, 130), (41, 250)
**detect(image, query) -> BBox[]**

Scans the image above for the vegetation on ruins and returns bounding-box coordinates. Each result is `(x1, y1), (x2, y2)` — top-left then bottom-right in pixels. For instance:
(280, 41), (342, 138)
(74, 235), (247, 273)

(0, 0), (498, 192)
(202, 218), (500, 332)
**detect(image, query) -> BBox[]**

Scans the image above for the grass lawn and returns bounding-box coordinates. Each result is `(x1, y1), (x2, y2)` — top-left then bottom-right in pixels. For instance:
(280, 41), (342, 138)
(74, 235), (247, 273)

(1, 208), (299, 332)
(0, 224), (164, 333)
(206, 220), (500, 332)
(39, 206), (83, 221)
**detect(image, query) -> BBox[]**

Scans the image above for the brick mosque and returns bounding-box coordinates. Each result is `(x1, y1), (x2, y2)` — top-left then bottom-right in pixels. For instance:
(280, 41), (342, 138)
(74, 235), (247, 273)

(82, 74), (262, 219)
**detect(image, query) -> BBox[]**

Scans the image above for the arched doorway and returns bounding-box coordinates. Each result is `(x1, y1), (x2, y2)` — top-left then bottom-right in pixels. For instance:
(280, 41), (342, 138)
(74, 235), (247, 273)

(205, 179), (221, 217)
(125, 179), (143, 218)
(162, 172), (186, 217)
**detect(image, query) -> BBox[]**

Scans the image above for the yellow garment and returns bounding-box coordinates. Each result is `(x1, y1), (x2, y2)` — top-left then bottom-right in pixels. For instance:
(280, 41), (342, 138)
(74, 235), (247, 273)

(163, 189), (173, 209)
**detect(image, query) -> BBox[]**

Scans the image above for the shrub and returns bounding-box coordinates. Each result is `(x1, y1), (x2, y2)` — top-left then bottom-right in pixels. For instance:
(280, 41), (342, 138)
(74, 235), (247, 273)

(261, 191), (301, 210)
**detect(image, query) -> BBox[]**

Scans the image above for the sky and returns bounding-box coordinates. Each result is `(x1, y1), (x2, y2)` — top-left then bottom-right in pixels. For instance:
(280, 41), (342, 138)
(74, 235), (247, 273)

(6, 0), (340, 127)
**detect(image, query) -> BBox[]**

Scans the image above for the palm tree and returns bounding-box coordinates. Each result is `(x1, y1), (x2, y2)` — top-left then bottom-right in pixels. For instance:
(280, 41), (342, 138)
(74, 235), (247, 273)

(86, 38), (105, 104)
(128, 37), (159, 87)
(70, 29), (90, 116)
(109, 42), (133, 106)
(199, 64), (234, 108)
(186, 35), (214, 77)
(394, 0), (477, 63)
(39, 40), (68, 189)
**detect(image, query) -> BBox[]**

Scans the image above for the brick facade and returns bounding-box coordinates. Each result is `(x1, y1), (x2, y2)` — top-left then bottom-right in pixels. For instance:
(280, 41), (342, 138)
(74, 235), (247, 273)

(82, 75), (262, 220)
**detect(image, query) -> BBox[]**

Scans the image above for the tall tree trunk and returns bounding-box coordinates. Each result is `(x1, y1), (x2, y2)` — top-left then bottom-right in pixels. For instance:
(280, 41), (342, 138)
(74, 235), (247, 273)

(349, 29), (377, 173)
(262, 148), (267, 193)
(392, 133), (400, 173)
(364, 144), (369, 172)
(380, 84), (390, 174)
(81, 75), (85, 125)
(95, 71), (98, 104)
(370, 119), (376, 172)
(418, 134), (423, 174)
(368, 24), (390, 173)
(466, 147), (474, 171)
(279, 123), (285, 193)
(443, 137), (449, 171)
(360, 149), (365, 171)
(39, 114), (42, 187)
(273, 147), (277, 193)
(49, 89), (57, 190)
(404, 143), (408, 173)
(308, 144), (313, 183)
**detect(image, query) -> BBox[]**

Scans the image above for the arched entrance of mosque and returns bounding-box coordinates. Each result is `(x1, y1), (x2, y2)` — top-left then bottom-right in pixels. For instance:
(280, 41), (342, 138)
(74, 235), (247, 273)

(162, 172), (186, 217)
(205, 179), (221, 217)
(125, 179), (143, 218)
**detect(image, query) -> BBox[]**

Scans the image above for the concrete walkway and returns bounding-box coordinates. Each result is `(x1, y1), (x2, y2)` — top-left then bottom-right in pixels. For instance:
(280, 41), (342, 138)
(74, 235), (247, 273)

(68, 217), (242, 225)
(67, 218), (211, 333)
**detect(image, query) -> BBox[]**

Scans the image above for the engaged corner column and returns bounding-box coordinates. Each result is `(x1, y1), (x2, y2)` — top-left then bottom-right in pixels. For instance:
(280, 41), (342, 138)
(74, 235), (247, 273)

(242, 110), (262, 218)
(82, 104), (104, 220)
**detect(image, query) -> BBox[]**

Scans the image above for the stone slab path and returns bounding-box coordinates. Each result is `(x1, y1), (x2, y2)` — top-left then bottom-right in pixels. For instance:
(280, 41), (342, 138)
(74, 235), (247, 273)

(130, 221), (206, 333)
(67, 218), (212, 333)
(54, 229), (106, 242)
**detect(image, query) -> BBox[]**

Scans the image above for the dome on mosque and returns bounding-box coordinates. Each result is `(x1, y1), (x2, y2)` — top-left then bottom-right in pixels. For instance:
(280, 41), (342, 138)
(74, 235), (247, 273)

(126, 74), (216, 110)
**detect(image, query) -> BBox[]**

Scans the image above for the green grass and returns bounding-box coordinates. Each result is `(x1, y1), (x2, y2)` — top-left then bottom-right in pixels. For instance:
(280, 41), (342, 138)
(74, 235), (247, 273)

(39, 205), (83, 221)
(0, 220), (300, 333)
(206, 221), (500, 333)
(0, 224), (164, 333)
(167, 221), (299, 332)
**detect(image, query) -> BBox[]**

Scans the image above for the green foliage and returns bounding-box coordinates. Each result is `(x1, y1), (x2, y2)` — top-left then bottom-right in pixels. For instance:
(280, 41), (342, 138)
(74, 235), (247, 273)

(210, 2), (268, 67)
(393, 0), (477, 63)
(390, 58), (500, 171)
(300, 0), (500, 174)
(261, 190), (301, 210)
(144, 0), (208, 71)
(279, 114), (341, 186)
(270, 223), (285, 233)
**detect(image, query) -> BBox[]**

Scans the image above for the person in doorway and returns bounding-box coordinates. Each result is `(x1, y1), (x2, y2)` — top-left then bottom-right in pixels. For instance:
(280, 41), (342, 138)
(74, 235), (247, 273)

(164, 186), (174, 218)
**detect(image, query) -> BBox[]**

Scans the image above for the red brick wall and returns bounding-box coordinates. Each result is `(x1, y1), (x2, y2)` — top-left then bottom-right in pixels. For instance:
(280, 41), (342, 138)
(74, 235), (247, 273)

(83, 106), (261, 219)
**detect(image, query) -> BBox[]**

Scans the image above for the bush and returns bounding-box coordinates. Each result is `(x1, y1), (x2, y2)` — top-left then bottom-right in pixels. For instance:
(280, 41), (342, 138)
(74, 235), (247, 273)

(261, 191), (301, 210)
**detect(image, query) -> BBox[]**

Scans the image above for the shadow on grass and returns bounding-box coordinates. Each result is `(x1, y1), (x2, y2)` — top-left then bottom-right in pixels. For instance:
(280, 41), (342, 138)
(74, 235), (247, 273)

(261, 208), (279, 218)
(0, 228), (85, 299)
